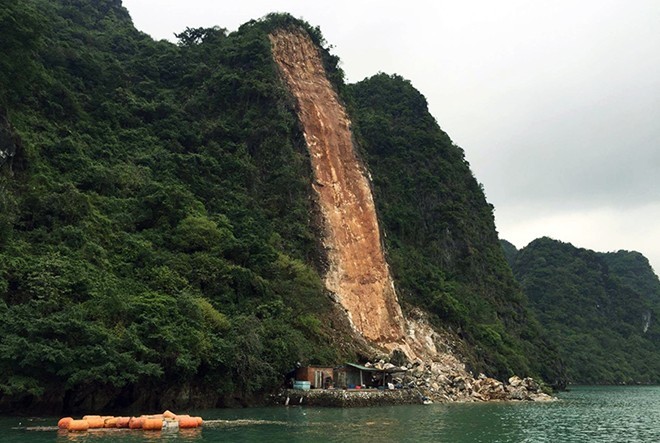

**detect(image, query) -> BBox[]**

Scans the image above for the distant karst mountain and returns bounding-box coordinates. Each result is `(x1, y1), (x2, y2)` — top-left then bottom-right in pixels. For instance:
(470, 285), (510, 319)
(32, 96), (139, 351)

(504, 237), (660, 384)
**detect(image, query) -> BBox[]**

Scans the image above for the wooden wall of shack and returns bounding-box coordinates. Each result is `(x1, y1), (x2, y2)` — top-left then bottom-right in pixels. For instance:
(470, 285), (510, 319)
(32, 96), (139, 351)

(295, 366), (335, 388)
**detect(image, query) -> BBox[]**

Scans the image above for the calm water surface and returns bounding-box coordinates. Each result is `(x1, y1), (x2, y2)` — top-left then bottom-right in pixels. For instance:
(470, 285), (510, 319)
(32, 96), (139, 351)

(3, 386), (660, 442)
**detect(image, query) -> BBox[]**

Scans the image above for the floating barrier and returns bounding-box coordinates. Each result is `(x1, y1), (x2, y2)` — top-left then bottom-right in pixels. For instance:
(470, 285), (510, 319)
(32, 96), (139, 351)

(86, 417), (105, 429)
(57, 417), (73, 429)
(58, 410), (203, 433)
(128, 416), (143, 429)
(178, 416), (198, 429)
(142, 418), (163, 431)
(68, 420), (89, 432)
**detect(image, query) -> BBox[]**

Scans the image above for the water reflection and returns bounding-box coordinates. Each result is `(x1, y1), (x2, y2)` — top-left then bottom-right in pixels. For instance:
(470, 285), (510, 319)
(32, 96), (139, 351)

(55, 427), (202, 442)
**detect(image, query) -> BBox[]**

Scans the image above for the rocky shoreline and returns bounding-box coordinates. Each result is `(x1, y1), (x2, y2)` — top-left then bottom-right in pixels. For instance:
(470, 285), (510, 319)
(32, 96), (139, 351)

(275, 353), (555, 408)
(274, 375), (554, 408)
(401, 358), (555, 403)
(275, 375), (553, 408)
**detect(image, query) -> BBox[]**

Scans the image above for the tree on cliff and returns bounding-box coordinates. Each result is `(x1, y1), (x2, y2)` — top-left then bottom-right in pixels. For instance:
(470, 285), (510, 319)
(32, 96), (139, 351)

(0, 0), (45, 107)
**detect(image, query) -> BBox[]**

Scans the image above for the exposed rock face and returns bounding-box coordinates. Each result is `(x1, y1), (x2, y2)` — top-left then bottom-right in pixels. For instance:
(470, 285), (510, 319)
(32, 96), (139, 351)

(269, 29), (406, 349)
(269, 28), (552, 403)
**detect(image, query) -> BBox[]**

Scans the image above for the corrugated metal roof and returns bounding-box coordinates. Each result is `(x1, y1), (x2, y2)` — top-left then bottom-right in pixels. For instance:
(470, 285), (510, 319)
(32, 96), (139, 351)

(345, 362), (378, 372)
(345, 362), (408, 373)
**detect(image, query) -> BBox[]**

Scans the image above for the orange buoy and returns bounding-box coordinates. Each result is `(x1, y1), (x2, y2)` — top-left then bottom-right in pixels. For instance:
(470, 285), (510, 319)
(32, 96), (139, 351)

(115, 416), (130, 428)
(58, 417), (73, 429)
(142, 418), (163, 430)
(178, 416), (198, 429)
(194, 416), (204, 426)
(128, 416), (143, 429)
(87, 417), (105, 429)
(104, 417), (118, 428)
(82, 415), (100, 420)
(68, 419), (89, 432)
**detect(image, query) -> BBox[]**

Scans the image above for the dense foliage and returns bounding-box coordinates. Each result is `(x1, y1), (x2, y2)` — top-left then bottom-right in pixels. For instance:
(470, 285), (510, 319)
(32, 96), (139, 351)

(500, 239), (518, 268)
(0, 0), (347, 413)
(348, 74), (563, 385)
(0, 0), (572, 413)
(507, 237), (660, 384)
(600, 250), (660, 301)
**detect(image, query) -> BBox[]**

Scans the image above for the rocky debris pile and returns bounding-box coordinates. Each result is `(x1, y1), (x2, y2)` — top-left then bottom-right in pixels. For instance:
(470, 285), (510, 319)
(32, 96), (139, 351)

(369, 351), (556, 403)
(275, 344), (554, 408)
(502, 375), (555, 401)
(364, 360), (407, 373)
(410, 366), (555, 403)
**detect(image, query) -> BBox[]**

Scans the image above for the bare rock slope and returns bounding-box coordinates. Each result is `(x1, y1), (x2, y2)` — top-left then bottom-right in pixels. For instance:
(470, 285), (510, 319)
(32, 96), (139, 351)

(269, 28), (551, 403)
(270, 29), (407, 349)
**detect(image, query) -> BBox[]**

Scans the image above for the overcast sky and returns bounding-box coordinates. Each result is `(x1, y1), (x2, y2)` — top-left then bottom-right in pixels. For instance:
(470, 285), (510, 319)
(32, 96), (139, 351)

(123, 0), (660, 274)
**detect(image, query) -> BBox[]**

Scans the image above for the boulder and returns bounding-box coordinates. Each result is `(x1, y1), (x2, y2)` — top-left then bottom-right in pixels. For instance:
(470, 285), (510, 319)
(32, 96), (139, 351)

(390, 349), (409, 367)
(508, 376), (523, 387)
(522, 377), (540, 393)
(508, 388), (527, 400)
(530, 393), (555, 402)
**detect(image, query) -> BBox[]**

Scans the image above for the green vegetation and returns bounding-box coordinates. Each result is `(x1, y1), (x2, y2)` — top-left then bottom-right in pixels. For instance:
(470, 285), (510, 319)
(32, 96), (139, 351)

(0, 0), (348, 413)
(507, 237), (660, 384)
(0, 0), (571, 413)
(600, 250), (660, 301)
(500, 239), (518, 268)
(348, 74), (563, 385)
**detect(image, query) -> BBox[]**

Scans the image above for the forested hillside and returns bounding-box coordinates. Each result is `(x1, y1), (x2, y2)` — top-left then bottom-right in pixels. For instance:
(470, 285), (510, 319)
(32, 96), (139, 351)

(600, 250), (660, 301)
(506, 237), (660, 384)
(1, 0), (563, 413)
(0, 0), (352, 413)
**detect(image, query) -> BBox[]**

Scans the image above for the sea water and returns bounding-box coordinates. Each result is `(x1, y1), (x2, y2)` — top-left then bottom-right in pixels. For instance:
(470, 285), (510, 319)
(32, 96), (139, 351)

(2, 386), (660, 442)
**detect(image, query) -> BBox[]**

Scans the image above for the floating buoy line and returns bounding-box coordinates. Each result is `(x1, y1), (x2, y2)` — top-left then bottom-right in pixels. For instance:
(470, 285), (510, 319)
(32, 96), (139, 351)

(57, 410), (203, 432)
